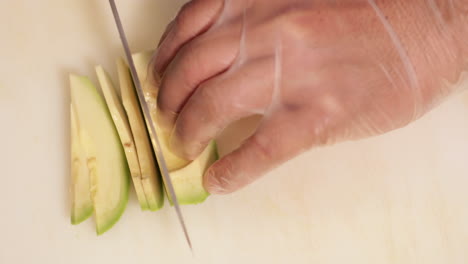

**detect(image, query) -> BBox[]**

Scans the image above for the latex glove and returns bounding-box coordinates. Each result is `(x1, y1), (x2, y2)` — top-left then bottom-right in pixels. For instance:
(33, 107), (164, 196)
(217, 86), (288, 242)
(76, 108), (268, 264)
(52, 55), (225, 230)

(152, 0), (468, 194)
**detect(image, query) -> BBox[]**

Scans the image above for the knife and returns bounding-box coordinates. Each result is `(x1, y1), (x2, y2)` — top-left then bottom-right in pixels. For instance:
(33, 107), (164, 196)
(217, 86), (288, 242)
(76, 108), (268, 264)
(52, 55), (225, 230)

(108, 0), (192, 251)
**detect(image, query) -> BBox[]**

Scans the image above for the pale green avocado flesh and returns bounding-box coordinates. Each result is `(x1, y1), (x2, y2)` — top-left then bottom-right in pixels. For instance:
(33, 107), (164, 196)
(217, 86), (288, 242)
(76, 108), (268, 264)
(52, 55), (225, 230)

(70, 104), (93, 225)
(169, 142), (218, 205)
(70, 74), (130, 235)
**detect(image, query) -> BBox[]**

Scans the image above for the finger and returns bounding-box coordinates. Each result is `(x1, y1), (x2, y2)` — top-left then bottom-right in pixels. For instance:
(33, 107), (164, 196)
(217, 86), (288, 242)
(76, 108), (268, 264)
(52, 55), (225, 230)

(147, 19), (175, 85)
(157, 20), (175, 48)
(148, 20), (176, 87)
(170, 57), (275, 160)
(203, 109), (317, 195)
(156, 30), (239, 130)
(152, 0), (224, 76)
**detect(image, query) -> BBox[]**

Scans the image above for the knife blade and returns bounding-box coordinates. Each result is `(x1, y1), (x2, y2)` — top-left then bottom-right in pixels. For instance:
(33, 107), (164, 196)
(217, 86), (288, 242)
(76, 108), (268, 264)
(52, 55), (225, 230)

(108, 0), (192, 251)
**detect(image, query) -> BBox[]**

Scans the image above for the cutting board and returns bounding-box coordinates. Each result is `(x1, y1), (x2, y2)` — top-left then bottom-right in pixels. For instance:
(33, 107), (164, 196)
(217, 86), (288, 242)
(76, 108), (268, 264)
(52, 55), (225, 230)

(1, 1), (468, 263)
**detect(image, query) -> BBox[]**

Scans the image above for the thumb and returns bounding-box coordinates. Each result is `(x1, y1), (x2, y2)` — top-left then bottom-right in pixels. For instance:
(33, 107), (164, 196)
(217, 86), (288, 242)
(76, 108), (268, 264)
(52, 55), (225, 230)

(203, 110), (315, 194)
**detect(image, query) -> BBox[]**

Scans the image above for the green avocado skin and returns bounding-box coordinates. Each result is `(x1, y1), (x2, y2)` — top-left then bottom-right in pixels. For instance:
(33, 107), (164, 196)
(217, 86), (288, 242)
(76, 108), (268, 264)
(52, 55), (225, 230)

(71, 206), (93, 225)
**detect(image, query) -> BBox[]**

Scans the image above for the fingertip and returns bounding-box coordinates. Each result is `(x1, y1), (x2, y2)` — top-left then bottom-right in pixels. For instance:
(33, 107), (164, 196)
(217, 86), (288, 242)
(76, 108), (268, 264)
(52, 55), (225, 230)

(148, 53), (163, 90)
(151, 35), (174, 78)
(156, 107), (177, 133)
(152, 23), (174, 77)
(151, 52), (167, 78)
(168, 132), (192, 160)
(157, 20), (175, 48)
(203, 166), (230, 195)
(151, 0), (224, 79)
(169, 124), (207, 160)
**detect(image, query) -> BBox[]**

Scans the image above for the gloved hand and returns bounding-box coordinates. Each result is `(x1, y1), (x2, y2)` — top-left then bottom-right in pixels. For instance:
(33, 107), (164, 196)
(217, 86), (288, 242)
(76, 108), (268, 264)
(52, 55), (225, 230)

(151, 0), (468, 194)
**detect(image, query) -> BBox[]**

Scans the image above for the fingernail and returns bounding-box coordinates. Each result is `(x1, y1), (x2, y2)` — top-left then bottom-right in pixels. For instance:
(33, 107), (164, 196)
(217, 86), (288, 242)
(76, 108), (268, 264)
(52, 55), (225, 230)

(204, 169), (224, 194)
(204, 169), (227, 195)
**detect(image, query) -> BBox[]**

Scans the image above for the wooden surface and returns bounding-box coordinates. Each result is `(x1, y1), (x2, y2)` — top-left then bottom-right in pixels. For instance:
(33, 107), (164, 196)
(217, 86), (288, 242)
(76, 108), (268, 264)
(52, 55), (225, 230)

(1, 1), (468, 263)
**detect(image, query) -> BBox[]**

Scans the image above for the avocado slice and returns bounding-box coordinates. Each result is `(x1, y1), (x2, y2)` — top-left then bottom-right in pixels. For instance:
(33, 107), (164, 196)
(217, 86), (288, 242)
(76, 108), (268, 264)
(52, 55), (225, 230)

(70, 104), (93, 224)
(132, 51), (218, 205)
(95, 65), (149, 211)
(117, 59), (164, 211)
(70, 74), (130, 235)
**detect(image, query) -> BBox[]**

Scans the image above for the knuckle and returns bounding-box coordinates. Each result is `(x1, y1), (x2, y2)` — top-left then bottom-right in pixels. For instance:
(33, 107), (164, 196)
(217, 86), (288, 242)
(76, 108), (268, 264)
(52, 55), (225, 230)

(274, 7), (341, 50)
(281, 101), (304, 113)
(177, 42), (205, 84)
(249, 135), (275, 161)
(195, 84), (219, 114)
(276, 9), (315, 43)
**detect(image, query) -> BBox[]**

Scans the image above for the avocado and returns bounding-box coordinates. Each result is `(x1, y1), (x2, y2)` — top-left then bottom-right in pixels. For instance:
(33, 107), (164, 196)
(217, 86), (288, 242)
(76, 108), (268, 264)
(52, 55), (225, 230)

(169, 141), (218, 204)
(70, 104), (93, 224)
(69, 50), (219, 234)
(117, 59), (164, 211)
(96, 65), (149, 210)
(70, 74), (130, 235)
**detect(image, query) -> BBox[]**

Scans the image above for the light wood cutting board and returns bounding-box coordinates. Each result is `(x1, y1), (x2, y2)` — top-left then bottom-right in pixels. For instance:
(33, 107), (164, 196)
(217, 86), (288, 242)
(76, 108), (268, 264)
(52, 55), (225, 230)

(1, 1), (468, 263)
